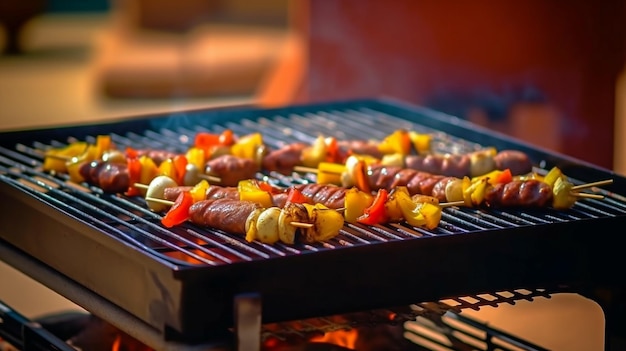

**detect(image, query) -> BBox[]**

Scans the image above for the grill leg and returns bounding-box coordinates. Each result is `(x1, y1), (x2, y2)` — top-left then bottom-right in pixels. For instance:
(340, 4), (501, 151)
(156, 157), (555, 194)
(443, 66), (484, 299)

(584, 288), (626, 351)
(234, 293), (262, 351)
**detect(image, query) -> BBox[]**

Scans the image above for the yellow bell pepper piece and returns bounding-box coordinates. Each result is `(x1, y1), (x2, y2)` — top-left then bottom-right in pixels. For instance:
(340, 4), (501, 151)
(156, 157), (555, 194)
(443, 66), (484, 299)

(301, 135), (327, 168)
(43, 142), (89, 172)
(237, 179), (263, 192)
(393, 188), (442, 229)
(552, 177), (576, 210)
(380, 153), (404, 168)
(189, 179), (209, 203)
(543, 167), (566, 188)
(470, 178), (488, 205)
(394, 189), (428, 227)
(240, 189), (273, 208)
(66, 160), (85, 183)
(238, 179), (273, 208)
(416, 202), (442, 230)
(303, 203), (345, 242)
(230, 132), (263, 160)
(344, 187), (374, 223)
(472, 169), (511, 185)
(185, 147), (205, 170)
(385, 186), (410, 222)
(317, 162), (345, 185)
(139, 155), (158, 185)
(409, 131), (432, 154)
(377, 129), (411, 155)
(461, 176), (472, 207)
(157, 159), (177, 179)
(94, 135), (112, 160)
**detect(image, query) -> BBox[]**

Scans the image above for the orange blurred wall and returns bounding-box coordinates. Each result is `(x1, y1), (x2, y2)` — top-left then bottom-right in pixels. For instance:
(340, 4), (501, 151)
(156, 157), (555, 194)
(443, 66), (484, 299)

(287, 0), (626, 170)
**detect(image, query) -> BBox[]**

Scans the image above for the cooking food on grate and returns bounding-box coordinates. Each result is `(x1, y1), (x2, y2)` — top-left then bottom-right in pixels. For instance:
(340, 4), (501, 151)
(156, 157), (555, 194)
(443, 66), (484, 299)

(42, 129), (533, 194)
(340, 159), (610, 210)
(186, 197), (344, 244)
(44, 135), (606, 212)
(158, 179), (442, 231)
(42, 129), (427, 187)
(270, 139), (532, 179)
(152, 179), (349, 244)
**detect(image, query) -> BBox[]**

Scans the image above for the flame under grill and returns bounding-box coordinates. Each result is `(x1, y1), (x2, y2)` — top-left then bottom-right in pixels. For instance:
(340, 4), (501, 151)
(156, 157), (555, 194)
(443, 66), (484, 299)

(1, 98), (625, 345)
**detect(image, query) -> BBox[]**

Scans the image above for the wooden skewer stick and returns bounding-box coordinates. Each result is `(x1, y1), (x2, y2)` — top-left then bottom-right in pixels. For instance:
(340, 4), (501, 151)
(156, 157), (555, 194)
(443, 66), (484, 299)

(571, 179), (613, 191)
(570, 192), (604, 200)
(439, 200), (465, 208)
(145, 197), (176, 206)
(199, 174), (222, 183)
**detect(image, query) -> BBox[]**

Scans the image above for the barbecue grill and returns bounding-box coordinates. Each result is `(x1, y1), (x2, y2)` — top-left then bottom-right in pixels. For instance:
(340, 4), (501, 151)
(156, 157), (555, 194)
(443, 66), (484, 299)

(1, 97), (625, 350)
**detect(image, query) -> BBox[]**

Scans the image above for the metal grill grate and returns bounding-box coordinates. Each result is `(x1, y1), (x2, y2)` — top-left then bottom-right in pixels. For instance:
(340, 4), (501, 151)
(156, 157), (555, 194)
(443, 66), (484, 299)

(1, 107), (625, 266)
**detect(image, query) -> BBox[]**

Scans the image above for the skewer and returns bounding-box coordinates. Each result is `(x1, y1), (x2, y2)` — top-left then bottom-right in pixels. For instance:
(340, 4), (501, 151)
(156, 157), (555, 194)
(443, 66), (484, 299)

(137, 182), (315, 228)
(439, 201), (465, 208)
(200, 174), (222, 183)
(46, 151), (223, 184)
(571, 192), (605, 200)
(296, 161), (613, 200)
(571, 179), (613, 191)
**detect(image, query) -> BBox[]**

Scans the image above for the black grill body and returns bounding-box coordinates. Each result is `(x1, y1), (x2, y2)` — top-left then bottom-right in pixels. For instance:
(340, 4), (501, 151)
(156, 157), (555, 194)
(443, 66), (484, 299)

(0, 98), (625, 344)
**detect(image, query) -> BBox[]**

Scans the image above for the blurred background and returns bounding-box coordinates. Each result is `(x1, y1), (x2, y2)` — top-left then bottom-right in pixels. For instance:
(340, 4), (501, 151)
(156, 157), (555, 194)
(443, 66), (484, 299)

(1, 0), (624, 350)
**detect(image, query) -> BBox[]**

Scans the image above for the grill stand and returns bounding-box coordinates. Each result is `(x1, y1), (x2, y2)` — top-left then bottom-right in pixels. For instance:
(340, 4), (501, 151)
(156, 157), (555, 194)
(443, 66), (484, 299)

(234, 294), (262, 351)
(583, 287), (626, 351)
(0, 240), (231, 351)
(2, 236), (625, 351)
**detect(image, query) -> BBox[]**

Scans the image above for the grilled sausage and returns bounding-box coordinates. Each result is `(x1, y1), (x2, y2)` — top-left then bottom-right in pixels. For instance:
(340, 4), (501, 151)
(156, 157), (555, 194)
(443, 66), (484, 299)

(189, 198), (262, 233)
(292, 183), (348, 209)
(366, 165), (450, 201)
(336, 140), (384, 160)
(403, 149), (532, 178)
(205, 154), (259, 186)
(404, 154), (471, 178)
(484, 180), (553, 208)
(493, 150), (533, 176)
(78, 160), (129, 193)
(163, 185), (240, 202)
(262, 143), (308, 174)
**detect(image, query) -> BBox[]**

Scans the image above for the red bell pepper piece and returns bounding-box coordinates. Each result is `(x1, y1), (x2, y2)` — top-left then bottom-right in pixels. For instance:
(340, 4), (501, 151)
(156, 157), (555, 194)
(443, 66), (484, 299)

(325, 137), (341, 163)
(161, 191), (193, 228)
(125, 146), (139, 159)
(353, 159), (371, 194)
(194, 129), (235, 149)
(286, 187), (308, 204)
(173, 154), (188, 185)
(357, 188), (389, 225)
(125, 157), (142, 196)
(255, 180), (276, 194)
(494, 168), (513, 184)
